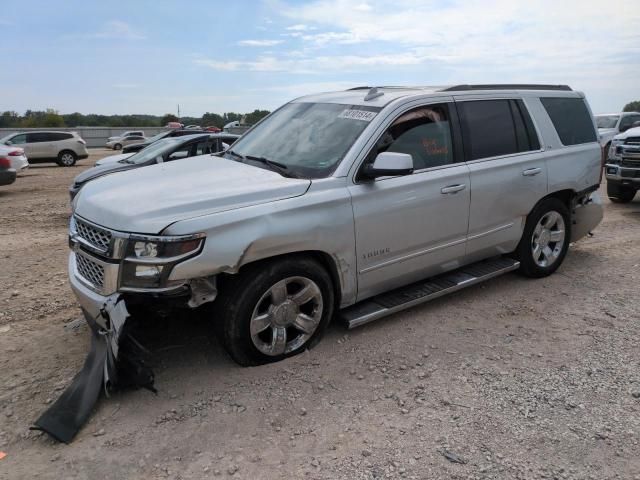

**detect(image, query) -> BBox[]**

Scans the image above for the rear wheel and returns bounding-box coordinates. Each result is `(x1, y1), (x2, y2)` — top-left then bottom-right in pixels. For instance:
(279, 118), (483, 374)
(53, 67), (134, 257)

(214, 257), (334, 366)
(57, 150), (77, 167)
(113, 143), (122, 150)
(607, 182), (636, 203)
(515, 197), (571, 278)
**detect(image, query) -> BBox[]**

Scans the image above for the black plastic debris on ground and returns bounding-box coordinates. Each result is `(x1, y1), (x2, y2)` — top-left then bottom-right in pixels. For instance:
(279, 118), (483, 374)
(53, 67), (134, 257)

(32, 298), (155, 443)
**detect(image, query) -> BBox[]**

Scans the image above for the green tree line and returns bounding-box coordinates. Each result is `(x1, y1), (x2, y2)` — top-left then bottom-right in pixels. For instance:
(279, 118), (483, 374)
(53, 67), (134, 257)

(623, 101), (640, 112)
(0, 109), (271, 129)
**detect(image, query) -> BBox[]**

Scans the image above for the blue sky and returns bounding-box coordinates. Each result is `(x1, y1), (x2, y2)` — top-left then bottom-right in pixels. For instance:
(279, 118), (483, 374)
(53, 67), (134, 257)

(2, 0), (639, 116)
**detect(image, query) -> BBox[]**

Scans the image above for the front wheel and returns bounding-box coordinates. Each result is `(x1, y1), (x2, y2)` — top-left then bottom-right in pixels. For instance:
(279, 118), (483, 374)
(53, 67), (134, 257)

(607, 182), (636, 203)
(113, 143), (122, 150)
(214, 257), (335, 366)
(515, 197), (571, 278)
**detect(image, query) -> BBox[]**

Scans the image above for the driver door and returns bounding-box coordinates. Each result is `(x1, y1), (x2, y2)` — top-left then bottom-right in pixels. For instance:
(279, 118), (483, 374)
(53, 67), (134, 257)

(348, 101), (471, 301)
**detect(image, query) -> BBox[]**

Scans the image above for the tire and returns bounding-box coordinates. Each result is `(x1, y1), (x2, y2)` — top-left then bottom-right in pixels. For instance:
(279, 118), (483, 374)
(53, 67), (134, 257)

(607, 182), (636, 203)
(57, 150), (77, 167)
(515, 197), (571, 278)
(113, 143), (122, 150)
(214, 256), (335, 366)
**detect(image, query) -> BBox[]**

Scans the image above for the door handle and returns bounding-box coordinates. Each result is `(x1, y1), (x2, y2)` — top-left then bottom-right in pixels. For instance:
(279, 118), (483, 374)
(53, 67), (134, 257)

(522, 167), (542, 177)
(440, 184), (466, 194)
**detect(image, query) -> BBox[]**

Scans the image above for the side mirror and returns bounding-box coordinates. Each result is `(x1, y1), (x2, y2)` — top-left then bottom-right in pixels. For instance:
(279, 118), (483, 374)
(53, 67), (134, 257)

(363, 152), (414, 179)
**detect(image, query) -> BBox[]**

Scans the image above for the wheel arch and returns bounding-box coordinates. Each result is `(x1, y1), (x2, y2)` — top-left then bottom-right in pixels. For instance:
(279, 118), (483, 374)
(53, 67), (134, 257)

(219, 250), (344, 307)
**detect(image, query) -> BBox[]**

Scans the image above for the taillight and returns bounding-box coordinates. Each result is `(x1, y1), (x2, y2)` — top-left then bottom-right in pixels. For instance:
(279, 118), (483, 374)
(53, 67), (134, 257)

(8, 149), (23, 156)
(0, 157), (11, 168)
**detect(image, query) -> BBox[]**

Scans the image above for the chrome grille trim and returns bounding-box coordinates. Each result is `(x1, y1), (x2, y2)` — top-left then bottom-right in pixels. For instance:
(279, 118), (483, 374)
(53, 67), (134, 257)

(75, 252), (105, 289)
(74, 216), (112, 252)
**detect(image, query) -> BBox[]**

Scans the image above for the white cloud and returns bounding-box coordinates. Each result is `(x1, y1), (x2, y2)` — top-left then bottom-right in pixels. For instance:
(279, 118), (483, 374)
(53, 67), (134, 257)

(195, 51), (425, 74)
(286, 24), (314, 31)
(238, 39), (284, 47)
(92, 20), (145, 40)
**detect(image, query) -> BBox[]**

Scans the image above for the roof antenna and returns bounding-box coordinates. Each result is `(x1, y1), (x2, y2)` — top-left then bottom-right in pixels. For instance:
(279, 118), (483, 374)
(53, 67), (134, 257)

(364, 87), (384, 101)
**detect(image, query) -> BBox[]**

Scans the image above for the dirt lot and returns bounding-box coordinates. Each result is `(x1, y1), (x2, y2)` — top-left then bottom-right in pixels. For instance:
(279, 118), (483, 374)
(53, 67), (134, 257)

(0, 151), (639, 480)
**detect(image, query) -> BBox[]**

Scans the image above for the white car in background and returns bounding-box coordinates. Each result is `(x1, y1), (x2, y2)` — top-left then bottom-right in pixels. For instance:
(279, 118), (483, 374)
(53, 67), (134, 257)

(0, 131), (88, 166)
(607, 125), (640, 161)
(0, 144), (29, 172)
(105, 133), (147, 150)
(596, 112), (640, 153)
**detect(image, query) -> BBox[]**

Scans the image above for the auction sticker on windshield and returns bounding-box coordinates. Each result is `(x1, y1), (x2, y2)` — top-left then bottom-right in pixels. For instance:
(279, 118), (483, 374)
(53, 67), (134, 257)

(339, 109), (377, 122)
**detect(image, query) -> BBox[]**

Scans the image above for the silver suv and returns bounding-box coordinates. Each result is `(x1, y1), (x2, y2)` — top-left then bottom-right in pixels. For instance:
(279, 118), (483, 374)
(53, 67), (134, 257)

(69, 84), (603, 367)
(1, 131), (88, 166)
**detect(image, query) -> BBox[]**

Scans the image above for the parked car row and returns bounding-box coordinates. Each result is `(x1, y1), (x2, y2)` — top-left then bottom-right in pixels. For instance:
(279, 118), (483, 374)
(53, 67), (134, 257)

(70, 133), (239, 199)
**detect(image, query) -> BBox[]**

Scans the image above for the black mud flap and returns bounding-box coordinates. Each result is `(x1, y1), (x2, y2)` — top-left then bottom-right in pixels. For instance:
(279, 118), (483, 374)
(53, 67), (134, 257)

(32, 297), (155, 443)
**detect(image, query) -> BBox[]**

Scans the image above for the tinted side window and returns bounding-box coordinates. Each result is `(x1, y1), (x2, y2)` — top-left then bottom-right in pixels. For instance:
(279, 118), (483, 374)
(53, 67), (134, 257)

(49, 132), (72, 141)
(458, 100), (518, 160)
(27, 132), (52, 143)
(510, 100), (541, 152)
(369, 104), (454, 170)
(9, 134), (27, 144)
(540, 97), (597, 145)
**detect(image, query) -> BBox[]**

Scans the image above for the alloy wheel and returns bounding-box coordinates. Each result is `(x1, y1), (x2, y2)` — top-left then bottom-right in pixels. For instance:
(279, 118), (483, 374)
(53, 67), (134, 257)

(250, 276), (323, 356)
(531, 210), (565, 267)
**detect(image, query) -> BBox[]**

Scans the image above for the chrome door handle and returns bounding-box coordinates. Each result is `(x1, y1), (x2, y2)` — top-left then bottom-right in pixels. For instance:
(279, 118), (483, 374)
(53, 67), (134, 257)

(440, 184), (466, 194)
(522, 167), (542, 176)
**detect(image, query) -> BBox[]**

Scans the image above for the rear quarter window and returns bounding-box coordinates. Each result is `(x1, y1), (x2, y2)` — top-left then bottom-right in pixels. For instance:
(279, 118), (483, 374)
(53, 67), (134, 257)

(540, 97), (597, 146)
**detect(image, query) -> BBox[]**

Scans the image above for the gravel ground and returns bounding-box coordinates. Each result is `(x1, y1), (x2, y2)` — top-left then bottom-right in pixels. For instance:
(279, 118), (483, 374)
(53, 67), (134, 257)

(0, 151), (639, 479)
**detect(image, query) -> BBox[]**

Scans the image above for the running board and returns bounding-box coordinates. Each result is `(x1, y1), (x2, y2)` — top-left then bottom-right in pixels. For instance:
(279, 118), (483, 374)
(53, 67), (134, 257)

(341, 257), (520, 329)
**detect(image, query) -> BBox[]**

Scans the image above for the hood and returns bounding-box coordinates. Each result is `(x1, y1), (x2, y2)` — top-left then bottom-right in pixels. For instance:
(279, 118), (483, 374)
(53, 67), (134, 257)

(613, 126), (640, 141)
(95, 153), (134, 166)
(73, 161), (140, 187)
(75, 156), (311, 233)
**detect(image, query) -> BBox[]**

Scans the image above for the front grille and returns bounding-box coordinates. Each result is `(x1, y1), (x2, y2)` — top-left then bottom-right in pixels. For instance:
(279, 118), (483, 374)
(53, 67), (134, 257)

(620, 159), (640, 168)
(76, 253), (105, 289)
(620, 169), (640, 179)
(75, 217), (112, 251)
(625, 137), (640, 145)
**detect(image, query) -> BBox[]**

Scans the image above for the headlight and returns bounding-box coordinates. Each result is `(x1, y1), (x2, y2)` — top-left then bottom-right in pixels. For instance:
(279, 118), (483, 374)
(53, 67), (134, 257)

(120, 233), (205, 290)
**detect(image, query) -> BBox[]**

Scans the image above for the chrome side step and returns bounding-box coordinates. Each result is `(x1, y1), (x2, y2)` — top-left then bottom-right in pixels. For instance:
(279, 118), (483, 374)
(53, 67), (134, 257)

(341, 257), (520, 329)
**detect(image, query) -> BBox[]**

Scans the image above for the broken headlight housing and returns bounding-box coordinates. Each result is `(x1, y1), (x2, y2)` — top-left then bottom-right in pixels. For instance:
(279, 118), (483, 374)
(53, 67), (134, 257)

(120, 233), (205, 290)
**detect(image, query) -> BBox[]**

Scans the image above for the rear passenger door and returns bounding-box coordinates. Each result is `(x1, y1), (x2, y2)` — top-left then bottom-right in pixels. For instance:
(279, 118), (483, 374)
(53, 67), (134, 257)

(456, 97), (547, 261)
(25, 132), (53, 158)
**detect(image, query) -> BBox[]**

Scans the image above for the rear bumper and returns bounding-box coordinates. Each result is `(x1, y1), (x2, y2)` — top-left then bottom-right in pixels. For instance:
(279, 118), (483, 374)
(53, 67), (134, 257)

(77, 153), (89, 160)
(0, 169), (17, 186)
(571, 192), (603, 242)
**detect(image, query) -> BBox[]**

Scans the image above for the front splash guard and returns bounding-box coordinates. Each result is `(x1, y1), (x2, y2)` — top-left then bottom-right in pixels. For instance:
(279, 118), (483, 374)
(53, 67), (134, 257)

(32, 296), (155, 443)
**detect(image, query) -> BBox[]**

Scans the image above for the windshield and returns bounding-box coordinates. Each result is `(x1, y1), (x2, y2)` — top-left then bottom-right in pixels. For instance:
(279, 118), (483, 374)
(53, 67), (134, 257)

(122, 137), (184, 164)
(226, 102), (381, 178)
(596, 115), (619, 129)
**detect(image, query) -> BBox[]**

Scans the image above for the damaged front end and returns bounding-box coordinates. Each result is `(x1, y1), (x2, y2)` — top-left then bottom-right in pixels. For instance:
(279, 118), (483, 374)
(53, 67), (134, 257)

(33, 297), (154, 443)
(33, 216), (218, 443)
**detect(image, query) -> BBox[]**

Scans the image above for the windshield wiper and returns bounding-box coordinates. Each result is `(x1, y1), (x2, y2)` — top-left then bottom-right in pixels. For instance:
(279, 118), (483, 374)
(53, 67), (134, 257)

(225, 149), (244, 161)
(245, 155), (297, 178)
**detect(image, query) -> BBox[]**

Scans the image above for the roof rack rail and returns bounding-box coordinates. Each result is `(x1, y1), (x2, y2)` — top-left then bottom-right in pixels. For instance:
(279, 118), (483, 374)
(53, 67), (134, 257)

(442, 84), (572, 92)
(347, 86), (371, 90)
